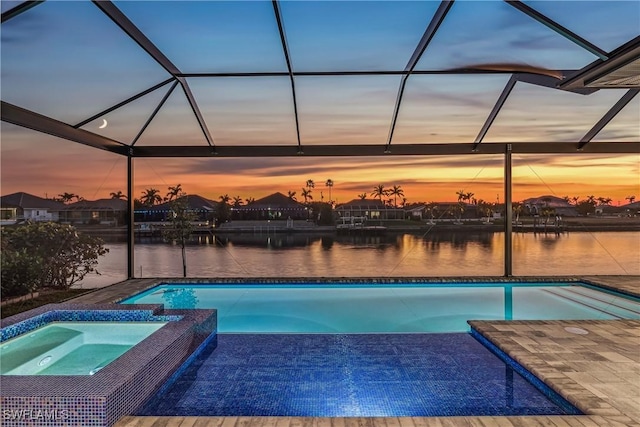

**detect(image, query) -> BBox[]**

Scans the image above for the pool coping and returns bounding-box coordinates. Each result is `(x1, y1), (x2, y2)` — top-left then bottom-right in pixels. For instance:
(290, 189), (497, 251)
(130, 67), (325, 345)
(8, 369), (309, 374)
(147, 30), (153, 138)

(469, 318), (640, 426)
(66, 275), (640, 427)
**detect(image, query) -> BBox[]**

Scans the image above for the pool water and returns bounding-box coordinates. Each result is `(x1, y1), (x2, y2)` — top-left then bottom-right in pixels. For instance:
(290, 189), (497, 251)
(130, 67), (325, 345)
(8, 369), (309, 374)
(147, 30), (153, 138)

(0, 321), (166, 375)
(122, 283), (640, 333)
(125, 282), (635, 417)
(139, 333), (580, 417)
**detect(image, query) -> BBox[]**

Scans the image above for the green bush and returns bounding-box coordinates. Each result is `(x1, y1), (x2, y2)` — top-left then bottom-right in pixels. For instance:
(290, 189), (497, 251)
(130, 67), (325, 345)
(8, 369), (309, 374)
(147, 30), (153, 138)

(1, 222), (108, 297)
(1, 248), (43, 297)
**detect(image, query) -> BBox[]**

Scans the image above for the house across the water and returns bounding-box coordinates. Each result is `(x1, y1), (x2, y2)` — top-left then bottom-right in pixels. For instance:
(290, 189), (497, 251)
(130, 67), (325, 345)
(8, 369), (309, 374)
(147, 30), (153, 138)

(59, 198), (128, 226)
(335, 198), (404, 221)
(231, 192), (308, 221)
(135, 195), (218, 223)
(0, 192), (65, 223)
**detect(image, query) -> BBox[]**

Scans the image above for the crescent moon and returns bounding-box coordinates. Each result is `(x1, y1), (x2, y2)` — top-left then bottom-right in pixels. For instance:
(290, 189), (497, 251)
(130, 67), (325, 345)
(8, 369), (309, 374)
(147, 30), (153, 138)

(98, 119), (108, 129)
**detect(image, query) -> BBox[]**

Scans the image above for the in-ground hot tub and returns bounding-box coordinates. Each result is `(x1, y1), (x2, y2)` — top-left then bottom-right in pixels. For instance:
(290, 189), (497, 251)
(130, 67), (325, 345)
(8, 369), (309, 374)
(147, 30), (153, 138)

(0, 304), (216, 427)
(1, 321), (167, 376)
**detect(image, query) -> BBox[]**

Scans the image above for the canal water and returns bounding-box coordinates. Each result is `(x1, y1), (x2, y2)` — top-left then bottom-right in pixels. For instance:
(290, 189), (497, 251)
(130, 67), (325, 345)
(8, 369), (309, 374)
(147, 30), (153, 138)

(79, 231), (640, 288)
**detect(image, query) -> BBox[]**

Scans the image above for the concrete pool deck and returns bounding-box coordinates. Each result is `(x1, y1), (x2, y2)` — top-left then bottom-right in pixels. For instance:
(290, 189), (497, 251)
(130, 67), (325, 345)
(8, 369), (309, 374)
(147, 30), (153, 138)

(66, 276), (639, 427)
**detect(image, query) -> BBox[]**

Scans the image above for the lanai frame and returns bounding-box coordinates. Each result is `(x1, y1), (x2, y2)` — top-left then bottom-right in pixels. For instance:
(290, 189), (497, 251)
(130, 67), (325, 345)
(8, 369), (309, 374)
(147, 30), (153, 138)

(2, 0), (638, 278)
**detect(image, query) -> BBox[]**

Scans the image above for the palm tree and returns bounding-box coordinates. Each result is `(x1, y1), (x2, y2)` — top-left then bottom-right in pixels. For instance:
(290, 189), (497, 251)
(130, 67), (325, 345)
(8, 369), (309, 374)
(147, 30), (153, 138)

(301, 188), (313, 204)
(477, 200), (492, 221)
(370, 184), (388, 201)
(232, 196), (243, 207)
(140, 188), (162, 207)
(302, 180), (314, 204)
(57, 192), (79, 204)
(597, 197), (612, 206)
(217, 194), (232, 223)
(389, 185), (404, 207)
(306, 179), (315, 190)
(571, 196), (580, 205)
(165, 184), (183, 202)
(465, 192), (475, 203)
(512, 202), (523, 224)
(245, 197), (256, 205)
(455, 190), (471, 221)
(109, 191), (126, 200)
(586, 195), (596, 205)
(625, 195), (636, 204)
(287, 190), (297, 201)
(325, 179), (334, 203)
(357, 192), (367, 200)
(541, 207), (555, 230)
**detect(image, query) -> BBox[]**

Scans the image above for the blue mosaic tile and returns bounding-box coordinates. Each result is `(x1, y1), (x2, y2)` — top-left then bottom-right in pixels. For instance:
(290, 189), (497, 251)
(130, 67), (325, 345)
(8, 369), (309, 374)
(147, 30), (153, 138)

(138, 333), (580, 417)
(1, 309), (183, 342)
(0, 312), (54, 341)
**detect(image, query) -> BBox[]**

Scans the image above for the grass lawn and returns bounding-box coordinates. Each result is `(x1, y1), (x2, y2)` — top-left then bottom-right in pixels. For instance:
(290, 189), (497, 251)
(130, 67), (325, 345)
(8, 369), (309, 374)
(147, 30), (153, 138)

(1, 289), (90, 319)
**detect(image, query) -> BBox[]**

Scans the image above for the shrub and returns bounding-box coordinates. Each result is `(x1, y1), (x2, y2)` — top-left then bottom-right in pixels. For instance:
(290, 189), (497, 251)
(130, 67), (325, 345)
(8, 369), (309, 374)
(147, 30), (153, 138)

(1, 248), (42, 297)
(1, 222), (108, 295)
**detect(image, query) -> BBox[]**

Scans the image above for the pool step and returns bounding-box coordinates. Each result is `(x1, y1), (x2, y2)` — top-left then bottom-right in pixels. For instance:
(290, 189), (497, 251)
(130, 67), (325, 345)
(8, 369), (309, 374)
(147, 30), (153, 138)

(0, 326), (83, 375)
(543, 287), (640, 319)
(38, 344), (130, 376)
(569, 286), (640, 313)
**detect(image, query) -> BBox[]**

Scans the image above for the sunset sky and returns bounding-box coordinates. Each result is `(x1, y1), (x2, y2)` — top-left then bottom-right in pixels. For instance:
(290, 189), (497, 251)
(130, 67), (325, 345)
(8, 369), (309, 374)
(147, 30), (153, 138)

(1, 1), (638, 205)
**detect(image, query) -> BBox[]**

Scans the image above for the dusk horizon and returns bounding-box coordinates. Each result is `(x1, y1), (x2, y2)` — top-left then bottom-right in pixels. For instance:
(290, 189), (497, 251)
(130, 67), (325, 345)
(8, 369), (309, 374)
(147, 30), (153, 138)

(1, 121), (638, 206)
(2, 1), (638, 208)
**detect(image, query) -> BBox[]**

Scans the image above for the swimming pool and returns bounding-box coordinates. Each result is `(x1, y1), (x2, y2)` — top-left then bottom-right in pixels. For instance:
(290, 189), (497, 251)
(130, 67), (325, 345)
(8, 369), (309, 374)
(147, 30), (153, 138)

(122, 282), (640, 333)
(1, 322), (166, 375)
(122, 281), (634, 418)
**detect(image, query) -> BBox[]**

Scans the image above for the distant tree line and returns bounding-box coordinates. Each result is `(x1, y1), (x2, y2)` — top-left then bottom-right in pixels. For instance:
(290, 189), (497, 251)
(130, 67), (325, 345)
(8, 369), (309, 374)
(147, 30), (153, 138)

(59, 184), (636, 221)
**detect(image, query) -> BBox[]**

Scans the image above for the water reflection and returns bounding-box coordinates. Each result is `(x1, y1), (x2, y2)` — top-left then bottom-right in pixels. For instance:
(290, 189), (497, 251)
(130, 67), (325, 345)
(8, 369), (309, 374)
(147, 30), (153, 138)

(161, 287), (199, 309)
(80, 231), (639, 287)
(423, 232), (495, 250)
(185, 231), (499, 250)
(533, 232), (564, 248)
(183, 230), (565, 252)
(223, 233), (319, 248)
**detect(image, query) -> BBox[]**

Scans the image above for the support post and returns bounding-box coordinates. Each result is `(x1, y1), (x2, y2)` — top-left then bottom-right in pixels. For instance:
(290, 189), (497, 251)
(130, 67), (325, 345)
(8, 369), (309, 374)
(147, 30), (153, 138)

(127, 153), (135, 279)
(504, 144), (513, 277)
(504, 285), (513, 320)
